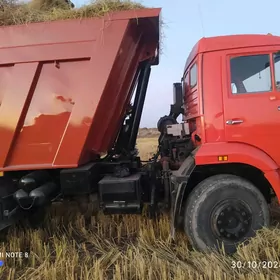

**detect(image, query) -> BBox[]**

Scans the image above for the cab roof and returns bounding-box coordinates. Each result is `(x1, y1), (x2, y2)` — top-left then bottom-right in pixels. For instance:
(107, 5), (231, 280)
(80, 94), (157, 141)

(184, 34), (280, 72)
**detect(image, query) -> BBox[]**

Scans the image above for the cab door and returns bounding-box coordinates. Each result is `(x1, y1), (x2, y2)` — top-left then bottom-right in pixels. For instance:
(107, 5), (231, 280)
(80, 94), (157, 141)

(223, 49), (280, 167)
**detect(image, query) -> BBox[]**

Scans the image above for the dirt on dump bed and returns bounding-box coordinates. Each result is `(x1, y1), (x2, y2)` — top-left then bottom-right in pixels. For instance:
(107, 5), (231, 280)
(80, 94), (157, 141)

(0, 0), (144, 26)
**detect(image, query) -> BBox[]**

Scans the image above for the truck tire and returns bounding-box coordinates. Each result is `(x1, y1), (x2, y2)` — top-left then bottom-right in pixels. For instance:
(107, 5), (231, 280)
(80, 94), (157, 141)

(184, 174), (270, 254)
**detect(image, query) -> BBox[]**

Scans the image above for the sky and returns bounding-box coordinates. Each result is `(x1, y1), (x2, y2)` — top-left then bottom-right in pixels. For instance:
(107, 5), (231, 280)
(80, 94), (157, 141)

(73, 0), (280, 128)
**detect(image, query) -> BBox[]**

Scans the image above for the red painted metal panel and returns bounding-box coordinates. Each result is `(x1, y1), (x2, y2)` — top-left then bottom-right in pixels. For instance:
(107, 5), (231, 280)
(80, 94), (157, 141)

(186, 91), (199, 118)
(53, 19), (132, 166)
(184, 34), (280, 72)
(0, 63), (39, 167)
(0, 42), (93, 64)
(0, 8), (161, 48)
(0, 8), (161, 171)
(7, 60), (87, 167)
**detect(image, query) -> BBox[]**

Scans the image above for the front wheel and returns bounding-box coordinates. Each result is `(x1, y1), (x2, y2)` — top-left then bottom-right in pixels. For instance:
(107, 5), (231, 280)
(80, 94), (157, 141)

(184, 174), (270, 254)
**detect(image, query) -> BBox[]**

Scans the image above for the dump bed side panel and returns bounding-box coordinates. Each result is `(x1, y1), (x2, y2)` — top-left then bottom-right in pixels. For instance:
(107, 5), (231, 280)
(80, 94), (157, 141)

(0, 9), (160, 170)
(85, 20), (155, 157)
(1, 19), (128, 169)
(0, 63), (39, 167)
(84, 23), (141, 157)
(52, 20), (130, 166)
(5, 59), (94, 167)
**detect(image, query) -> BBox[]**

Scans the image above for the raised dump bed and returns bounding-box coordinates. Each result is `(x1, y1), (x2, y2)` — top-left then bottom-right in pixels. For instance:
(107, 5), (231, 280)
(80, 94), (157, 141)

(0, 8), (161, 170)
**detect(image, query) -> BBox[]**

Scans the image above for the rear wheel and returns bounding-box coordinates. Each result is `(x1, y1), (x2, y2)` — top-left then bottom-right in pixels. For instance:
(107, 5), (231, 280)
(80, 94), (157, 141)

(184, 174), (270, 254)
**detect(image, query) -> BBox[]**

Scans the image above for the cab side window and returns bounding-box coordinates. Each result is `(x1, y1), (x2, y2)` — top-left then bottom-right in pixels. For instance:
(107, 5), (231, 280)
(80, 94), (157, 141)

(190, 63), (197, 88)
(184, 72), (190, 92)
(273, 52), (280, 91)
(230, 54), (271, 94)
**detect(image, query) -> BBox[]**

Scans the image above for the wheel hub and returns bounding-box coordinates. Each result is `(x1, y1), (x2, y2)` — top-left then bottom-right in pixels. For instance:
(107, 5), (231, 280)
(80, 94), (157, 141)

(212, 200), (252, 241)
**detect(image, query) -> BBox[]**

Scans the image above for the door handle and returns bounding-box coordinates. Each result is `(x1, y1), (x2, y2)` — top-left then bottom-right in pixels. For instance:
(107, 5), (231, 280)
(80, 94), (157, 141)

(226, 119), (243, 125)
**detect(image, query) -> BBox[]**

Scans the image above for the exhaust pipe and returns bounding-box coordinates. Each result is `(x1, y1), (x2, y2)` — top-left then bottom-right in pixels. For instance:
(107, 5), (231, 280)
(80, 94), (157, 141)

(13, 189), (29, 206)
(19, 170), (51, 193)
(13, 170), (52, 207)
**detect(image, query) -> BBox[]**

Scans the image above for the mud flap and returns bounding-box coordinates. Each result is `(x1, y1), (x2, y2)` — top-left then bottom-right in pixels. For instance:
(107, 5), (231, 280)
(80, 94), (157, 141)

(170, 150), (197, 239)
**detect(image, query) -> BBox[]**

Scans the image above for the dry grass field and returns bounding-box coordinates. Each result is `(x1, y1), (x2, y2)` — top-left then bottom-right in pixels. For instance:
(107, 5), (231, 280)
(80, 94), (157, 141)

(0, 134), (280, 279)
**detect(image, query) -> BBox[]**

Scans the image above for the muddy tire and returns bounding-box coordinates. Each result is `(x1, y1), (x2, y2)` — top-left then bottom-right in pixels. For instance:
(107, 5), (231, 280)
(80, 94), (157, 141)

(184, 174), (270, 254)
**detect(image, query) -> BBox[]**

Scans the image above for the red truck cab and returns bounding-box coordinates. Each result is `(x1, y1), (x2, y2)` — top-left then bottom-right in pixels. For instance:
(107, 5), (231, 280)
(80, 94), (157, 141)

(183, 34), (280, 198)
(170, 34), (280, 253)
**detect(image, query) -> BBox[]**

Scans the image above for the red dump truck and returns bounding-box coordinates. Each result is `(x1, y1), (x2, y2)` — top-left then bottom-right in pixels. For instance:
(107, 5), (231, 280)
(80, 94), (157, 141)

(0, 7), (279, 254)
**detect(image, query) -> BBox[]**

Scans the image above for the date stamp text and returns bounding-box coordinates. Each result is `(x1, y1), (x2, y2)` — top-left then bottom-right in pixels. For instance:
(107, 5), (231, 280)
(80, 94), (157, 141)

(232, 261), (280, 269)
